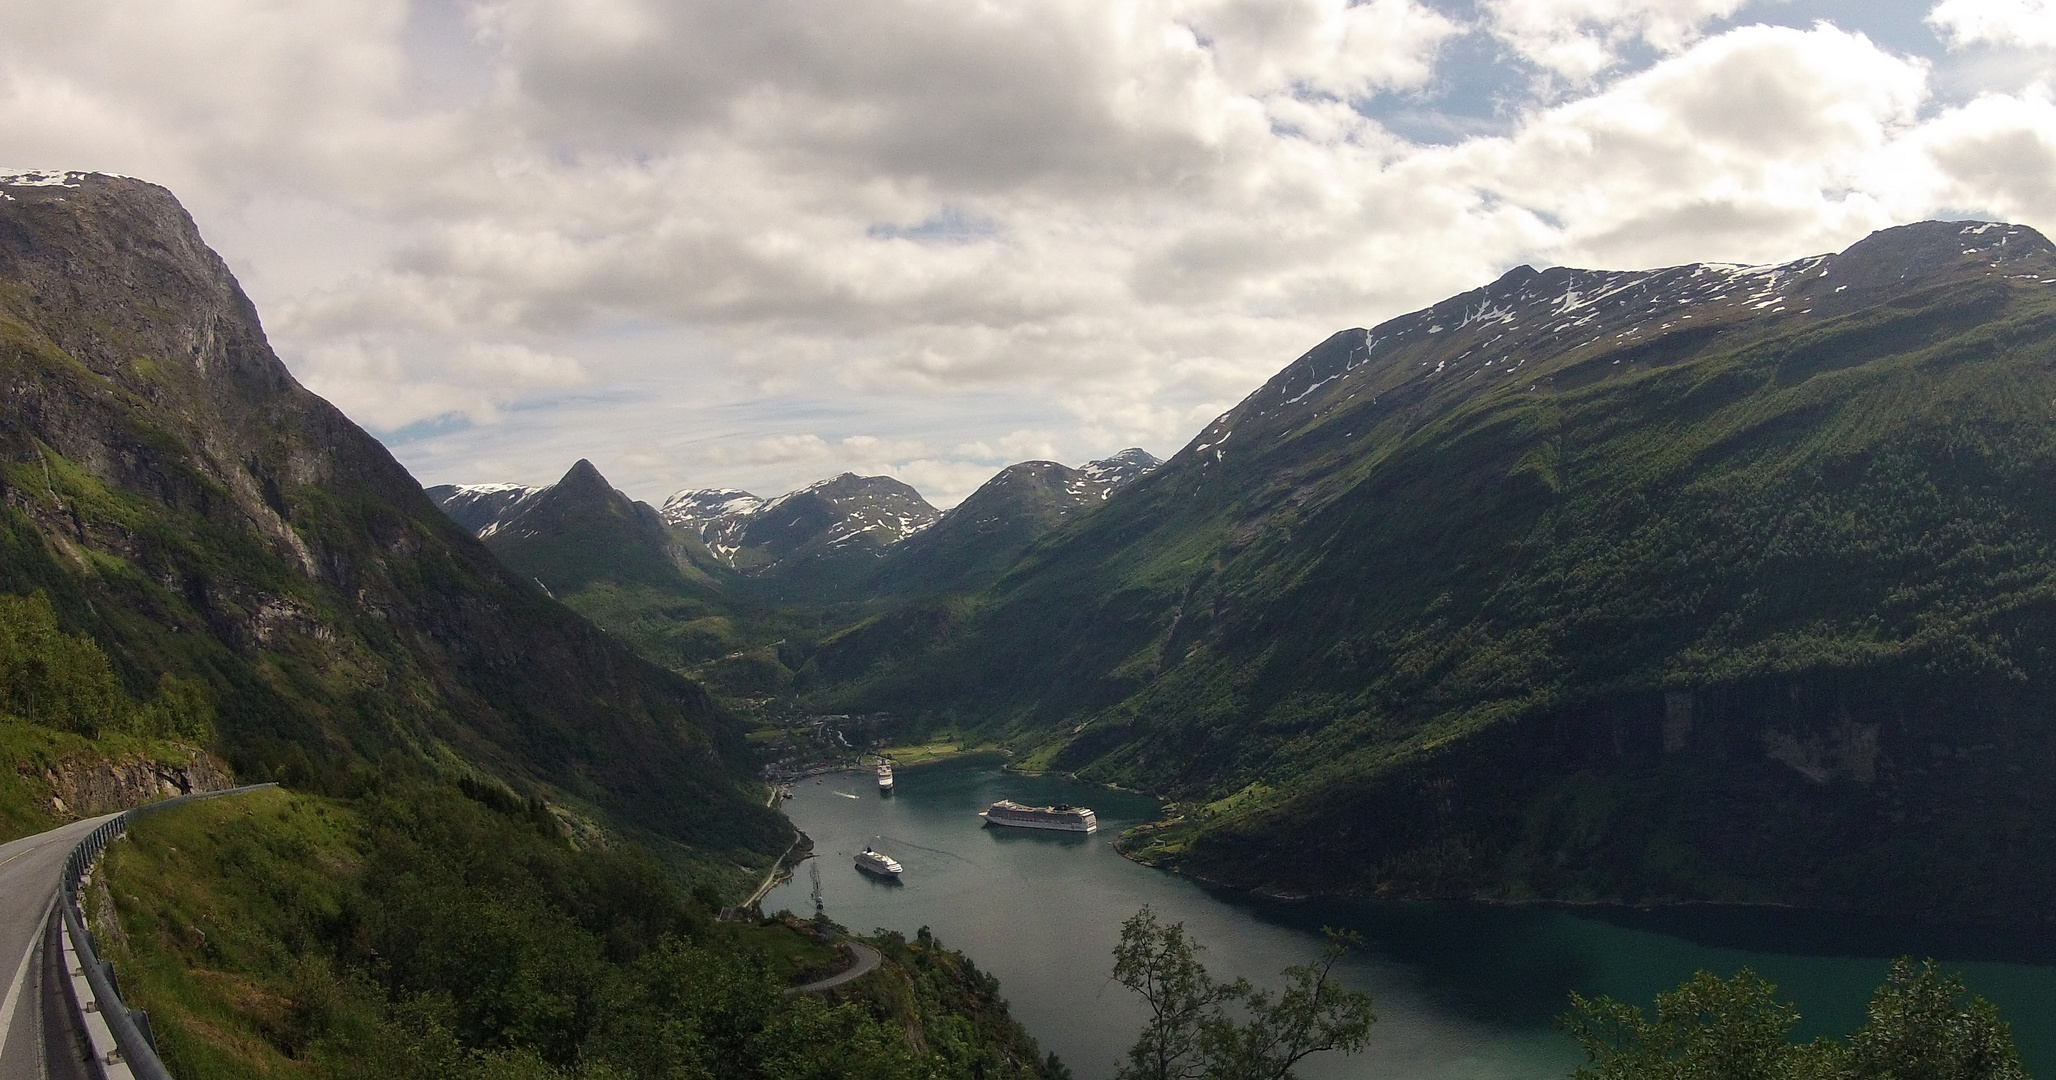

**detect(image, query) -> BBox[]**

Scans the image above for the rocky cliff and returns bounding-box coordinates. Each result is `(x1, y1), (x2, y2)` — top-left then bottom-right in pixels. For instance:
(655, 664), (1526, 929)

(34, 746), (233, 818)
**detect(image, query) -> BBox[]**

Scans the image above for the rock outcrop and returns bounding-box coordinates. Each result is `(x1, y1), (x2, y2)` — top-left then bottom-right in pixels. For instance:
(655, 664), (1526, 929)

(36, 747), (234, 819)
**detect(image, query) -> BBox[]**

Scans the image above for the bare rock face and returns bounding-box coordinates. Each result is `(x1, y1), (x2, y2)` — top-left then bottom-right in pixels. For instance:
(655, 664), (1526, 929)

(37, 747), (234, 819)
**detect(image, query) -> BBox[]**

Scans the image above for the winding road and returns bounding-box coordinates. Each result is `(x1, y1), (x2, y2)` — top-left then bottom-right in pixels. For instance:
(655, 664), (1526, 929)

(788, 941), (882, 994)
(0, 814), (118, 1080)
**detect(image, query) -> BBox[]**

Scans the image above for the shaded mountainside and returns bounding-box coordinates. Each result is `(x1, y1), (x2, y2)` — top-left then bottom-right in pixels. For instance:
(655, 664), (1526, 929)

(441, 458), (715, 596)
(429, 460), (823, 701)
(817, 221), (2056, 925)
(868, 450), (1162, 596)
(0, 172), (784, 860)
(427, 452), (1162, 698)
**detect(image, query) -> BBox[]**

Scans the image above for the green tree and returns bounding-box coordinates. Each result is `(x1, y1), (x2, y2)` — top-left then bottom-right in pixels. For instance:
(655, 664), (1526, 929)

(1112, 906), (1375, 1080)
(0, 591), (128, 736)
(0, 591), (214, 742)
(1562, 970), (1832, 1080)
(1560, 962), (2029, 1080)
(1843, 960), (2026, 1080)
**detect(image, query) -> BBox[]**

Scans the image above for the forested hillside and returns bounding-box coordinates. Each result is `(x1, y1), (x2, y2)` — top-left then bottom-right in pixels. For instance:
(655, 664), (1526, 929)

(813, 222), (2056, 924)
(94, 784), (1058, 1080)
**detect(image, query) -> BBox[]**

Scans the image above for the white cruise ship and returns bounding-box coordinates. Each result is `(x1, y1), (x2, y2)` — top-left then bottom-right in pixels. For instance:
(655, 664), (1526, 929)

(877, 762), (894, 792)
(854, 846), (903, 877)
(979, 799), (1097, 833)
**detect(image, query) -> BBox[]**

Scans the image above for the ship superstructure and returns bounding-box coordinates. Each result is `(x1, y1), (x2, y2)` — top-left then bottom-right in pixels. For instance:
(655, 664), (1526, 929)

(979, 800), (1097, 833)
(854, 846), (903, 877)
(877, 762), (894, 792)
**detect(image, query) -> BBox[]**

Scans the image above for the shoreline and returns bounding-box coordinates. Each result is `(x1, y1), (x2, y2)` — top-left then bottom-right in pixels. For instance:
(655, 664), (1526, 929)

(1122, 849), (2056, 948)
(882, 743), (1011, 769)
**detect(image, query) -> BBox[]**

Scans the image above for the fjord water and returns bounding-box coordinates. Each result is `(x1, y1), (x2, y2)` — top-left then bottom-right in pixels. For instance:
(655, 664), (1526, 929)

(764, 757), (2056, 1080)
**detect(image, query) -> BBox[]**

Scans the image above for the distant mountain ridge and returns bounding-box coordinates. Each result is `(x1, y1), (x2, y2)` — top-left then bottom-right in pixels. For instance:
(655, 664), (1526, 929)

(430, 460), (699, 596)
(811, 220), (2056, 925)
(670, 473), (941, 584)
(426, 450), (1164, 691)
(866, 450), (1163, 596)
(436, 450), (1161, 601)
(428, 482), (541, 536)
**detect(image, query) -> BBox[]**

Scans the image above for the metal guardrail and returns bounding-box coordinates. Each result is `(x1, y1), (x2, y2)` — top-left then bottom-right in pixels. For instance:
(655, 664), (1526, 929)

(56, 783), (276, 1080)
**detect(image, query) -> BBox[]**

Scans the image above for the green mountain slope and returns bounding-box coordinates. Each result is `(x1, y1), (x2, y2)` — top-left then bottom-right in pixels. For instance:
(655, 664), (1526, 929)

(0, 172), (785, 860)
(464, 459), (713, 594)
(819, 221), (2056, 923)
(865, 451), (1162, 598)
(429, 460), (824, 700)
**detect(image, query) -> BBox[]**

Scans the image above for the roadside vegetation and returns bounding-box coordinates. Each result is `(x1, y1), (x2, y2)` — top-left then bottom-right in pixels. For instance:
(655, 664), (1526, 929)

(0, 589), (215, 839)
(93, 780), (1059, 1080)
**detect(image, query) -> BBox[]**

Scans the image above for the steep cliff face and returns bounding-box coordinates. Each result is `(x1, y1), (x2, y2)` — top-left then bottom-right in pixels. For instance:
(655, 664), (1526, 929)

(0, 172), (784, 857)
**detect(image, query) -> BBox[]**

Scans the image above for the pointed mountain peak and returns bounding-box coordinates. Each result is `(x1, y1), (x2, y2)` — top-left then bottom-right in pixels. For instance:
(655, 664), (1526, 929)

(558, 458), (612, 491)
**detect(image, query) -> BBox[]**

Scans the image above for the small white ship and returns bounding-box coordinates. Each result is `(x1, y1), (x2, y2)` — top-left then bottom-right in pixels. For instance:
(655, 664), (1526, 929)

(979, 799), (1097, 833)
(854, 846), (903, 877)
(877, 762), (894, 792)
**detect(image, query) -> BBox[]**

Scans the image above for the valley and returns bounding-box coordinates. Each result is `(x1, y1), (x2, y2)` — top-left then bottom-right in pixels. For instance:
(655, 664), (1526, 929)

(4, 168), (2050, 1079)
(432, 218), (2056, 930)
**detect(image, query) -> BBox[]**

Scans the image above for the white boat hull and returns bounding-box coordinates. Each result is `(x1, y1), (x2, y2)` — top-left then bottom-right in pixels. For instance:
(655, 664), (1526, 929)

(979, 812), (1096, 833)
(854, 848), (904, 876)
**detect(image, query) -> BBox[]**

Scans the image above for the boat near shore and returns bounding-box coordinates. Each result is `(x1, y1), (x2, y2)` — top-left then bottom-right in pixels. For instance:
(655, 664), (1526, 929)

(877, 762), (894, 792)
(980, 799), (1097, 833)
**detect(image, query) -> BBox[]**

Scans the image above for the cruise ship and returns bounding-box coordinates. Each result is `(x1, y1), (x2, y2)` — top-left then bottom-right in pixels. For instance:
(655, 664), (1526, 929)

(877, 762), (894, 792)
(979, 799), (1097, 833)
(854, 846), (903, 877)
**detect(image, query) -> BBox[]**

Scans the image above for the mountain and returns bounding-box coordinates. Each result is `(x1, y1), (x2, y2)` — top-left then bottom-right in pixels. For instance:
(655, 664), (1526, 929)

(660, 472), (940, 598)
(423, 482), (540, 536)
(815, 220), (2056, 925)
(656, 452), (1158, 602)
(427, 461), (811, 697)
(0, 171), (785, 860)
(434, 460), (697, 594)
(865, 450), (1162, 596)
(1075, 447), (1163, 489)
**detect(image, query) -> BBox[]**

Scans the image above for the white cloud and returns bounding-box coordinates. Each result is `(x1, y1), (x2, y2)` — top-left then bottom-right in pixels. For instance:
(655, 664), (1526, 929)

(954, 430), (1067, 463)
(1483, 0), (1755, 81)
(1892, 86), (2056, 224)
(1469, 23), (1932, 268)
(1929, 0), (2056, 51)
(1, 1), (2053, 507)
(297, 337), (587, 430)
(1181, 0), (1461, 99)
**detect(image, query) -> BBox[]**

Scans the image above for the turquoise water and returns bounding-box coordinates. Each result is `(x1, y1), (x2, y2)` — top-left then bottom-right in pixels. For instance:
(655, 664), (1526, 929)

(763, 757), (2056, 1080)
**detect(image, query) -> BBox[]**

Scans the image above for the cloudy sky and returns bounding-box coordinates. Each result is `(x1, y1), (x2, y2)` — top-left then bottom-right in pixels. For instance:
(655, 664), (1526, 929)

(3, 0), (2053, 506)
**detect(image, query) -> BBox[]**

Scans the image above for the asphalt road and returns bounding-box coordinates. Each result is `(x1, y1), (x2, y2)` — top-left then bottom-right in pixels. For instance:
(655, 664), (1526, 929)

(0, 814), (118, 1080)
(788, 941), (882, 994)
